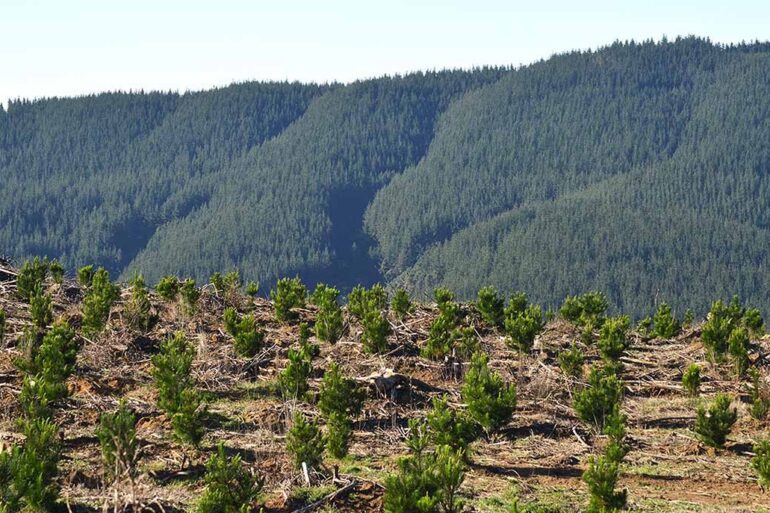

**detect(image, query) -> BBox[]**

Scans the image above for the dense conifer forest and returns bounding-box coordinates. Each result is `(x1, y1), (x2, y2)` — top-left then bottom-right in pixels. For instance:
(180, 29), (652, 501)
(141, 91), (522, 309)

(3, 37), (770, 317)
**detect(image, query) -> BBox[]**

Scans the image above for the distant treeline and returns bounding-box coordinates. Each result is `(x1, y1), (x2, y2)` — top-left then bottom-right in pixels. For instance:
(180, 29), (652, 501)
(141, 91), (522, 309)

(3, 37), (770, 317)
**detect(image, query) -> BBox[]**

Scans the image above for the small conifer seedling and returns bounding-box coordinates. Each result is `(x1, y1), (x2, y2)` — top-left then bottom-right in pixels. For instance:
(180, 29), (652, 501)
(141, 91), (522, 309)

(694, 394), (737, 448)
(461, 352), (516, 432)
(195, 443), (264, 513)
(96, 400), (138, 481)
(286, 413), (325, 470)
(682, 363), (701, 397)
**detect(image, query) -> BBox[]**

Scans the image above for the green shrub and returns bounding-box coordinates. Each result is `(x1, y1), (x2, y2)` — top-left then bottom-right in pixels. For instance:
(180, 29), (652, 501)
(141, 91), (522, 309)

(361, 307), (391, 354)
(602, 406), (629, 463)
(156, 275), (180, 301)
(18, 374), (55, 420)
(298, 322), (319, 359)
(16, 257), (50, 302)
(348, 283), (388, 319)
(318, 363), (365, 421)
(223, 270), (241, 293)
(461, 352), (516, 432)
(635, 316), (652, 337)
(423, 307), (457, 360)
(748, 367), (770, 421)
(652, 303), (680, 339)
(743, 307), (764, 337)
(477, 286), (504, 327)
(383, 419), (439, 513)
(15, 320), (77, 405)
(573, 367), (623, 431)
(30, 285), (53, 329)
(391, 288), (413, 320)
(35, 320), (78, 393)
(434, 287), (455, 308)
(751, 438), (770, 490)
(1, 417), (62, 512)
(196, 443), (264, 513)
(82, 268), (119, 335)
(287, 413), (325, 470)
(233, 314), (265, 358)
(325, 411), (354, 459)
(223, 307), (239, 336)
(312, 284), (344, 343)
(151, 332), (205, 447)
(433, 444), (466, 513)
(245, 281), (260, 298)
(426, 396), (478, 456)
(271, 277), (307, 323)
(211, 270), (241, 305)
(152, 334), (197, 412)
(682, 364), (701, 397)
(179, 278), (200, 315)
(125, 274), (154, 332)
(597, 316), (630, 363)
(504, 303), (543, 353)
(77, 265), (95, 288)
(49, 260), (64, 284)
(702, 296), (762, 362)
(727, 327), (750, 378)
(317, 364), (362, 458)
(583, 454), (626, 513)
(452, 327), (479, 360)
(558, 343), (585, 379)
(279, 346), (312, 399)
(682, 309), (695, 329)
(96, 400), (138, 480)
(694, 394), (737, 448)
(560, 291), (608, 328)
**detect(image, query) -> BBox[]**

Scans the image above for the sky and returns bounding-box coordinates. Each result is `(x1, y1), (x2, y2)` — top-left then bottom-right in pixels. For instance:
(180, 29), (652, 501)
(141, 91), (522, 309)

(2, 0), (770, 104)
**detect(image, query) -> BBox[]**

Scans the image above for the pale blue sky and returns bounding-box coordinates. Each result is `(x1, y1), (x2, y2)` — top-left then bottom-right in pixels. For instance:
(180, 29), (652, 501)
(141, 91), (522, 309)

(2, 0), (769, 104)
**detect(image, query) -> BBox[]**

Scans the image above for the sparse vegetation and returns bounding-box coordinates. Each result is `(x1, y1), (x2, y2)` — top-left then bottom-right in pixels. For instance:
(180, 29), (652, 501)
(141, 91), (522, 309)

(0, 417), (62, 512)
(560, 292), (608, 329)
(477, 286), (504, 328)
(156, 275), (180, 301)
(749, 367), (770, 421)
(287, 413), (325, 470)
(583, 454), (627, 513)
(179, 278), (200, 315)
(651, 302), (680, 339)
(81, 267), (119, 335)
(694, 394), (737, 449)
(558, 343), (584, 379)
(151, 332), (205, 447)
(196, 443), (264, 513)
(391, 288), (413, 320)
(312, 284), (344, 343)
(271, 277), (307, 323)
(125, 274), (154, 331)
(751, 438), (770, 490)
(504, 301), (544, 353)
(348, 283), (388, 319)
(574, 367), (623, 431)
(461, 352), (516, 432)
(77, 265), (95, 287)
(16, 257), (50, 302)
(4, 256), (770, 511)
(96, 399), (138, 481)
(682, 363), (701, 397)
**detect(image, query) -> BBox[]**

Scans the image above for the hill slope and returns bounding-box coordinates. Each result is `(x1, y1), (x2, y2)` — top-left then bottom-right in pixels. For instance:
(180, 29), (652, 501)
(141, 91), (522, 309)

(3, 37), (770, 316)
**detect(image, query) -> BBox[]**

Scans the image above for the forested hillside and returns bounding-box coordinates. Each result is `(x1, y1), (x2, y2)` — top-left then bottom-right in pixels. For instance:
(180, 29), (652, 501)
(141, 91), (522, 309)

(3, 37), (770, 317)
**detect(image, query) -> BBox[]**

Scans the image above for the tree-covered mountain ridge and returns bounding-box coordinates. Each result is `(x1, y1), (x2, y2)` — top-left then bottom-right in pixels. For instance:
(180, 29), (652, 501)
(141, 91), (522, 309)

(3, 36), (770, 317)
